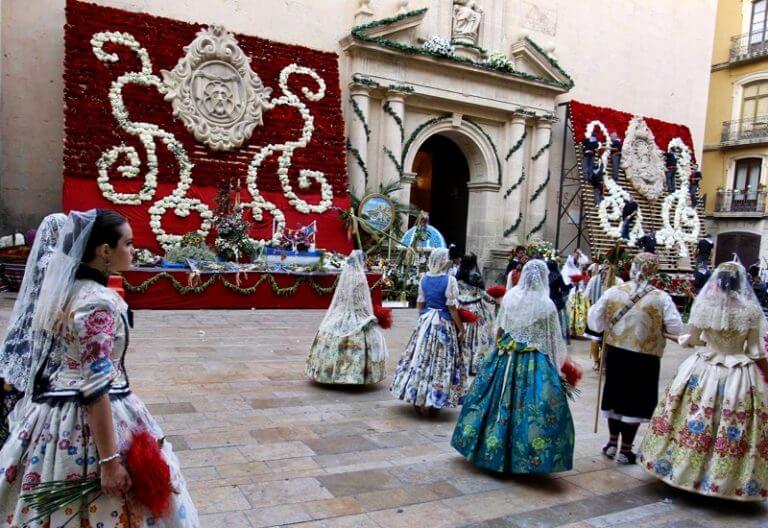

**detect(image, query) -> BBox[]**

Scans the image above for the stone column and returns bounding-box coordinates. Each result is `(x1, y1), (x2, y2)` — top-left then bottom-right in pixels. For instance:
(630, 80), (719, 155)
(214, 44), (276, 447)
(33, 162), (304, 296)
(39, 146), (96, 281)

(347, 84), (372, 200)
(501, 115), (528, 245)
(381, 90), (408, 188)
(526, 119), (553, 238)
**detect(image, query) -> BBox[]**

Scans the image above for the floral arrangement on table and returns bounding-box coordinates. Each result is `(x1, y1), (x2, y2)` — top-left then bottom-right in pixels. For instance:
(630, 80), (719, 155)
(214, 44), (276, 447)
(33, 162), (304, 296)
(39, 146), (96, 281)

(133, 248), (162, 267)
(213, 183), (258, 262)
(525, 238), (555, 260)
(651, 273), (695, 298)
(163, 232), (216, 264)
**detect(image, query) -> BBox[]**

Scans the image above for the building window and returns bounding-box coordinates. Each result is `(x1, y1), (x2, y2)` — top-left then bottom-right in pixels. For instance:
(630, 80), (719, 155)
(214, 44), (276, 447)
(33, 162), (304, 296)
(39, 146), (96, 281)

(734, 158), (761, 191)
(751, 0), (768, 45)
(741, 80), (768, 121)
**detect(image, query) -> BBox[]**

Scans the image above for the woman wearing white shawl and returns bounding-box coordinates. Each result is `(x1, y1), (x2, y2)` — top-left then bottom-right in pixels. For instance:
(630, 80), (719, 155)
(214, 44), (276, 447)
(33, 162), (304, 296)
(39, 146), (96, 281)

(0, 213), (66, 444)
(640, 261), (768, 501)
(305, 250), (388, 384)
(451, 260), (575, 473)
(390, 249), (467, 412)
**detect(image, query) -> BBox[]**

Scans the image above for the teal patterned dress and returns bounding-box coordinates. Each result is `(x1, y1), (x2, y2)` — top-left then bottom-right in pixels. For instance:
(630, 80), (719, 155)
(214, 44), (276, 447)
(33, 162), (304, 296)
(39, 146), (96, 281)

(451, 334), (575, 474)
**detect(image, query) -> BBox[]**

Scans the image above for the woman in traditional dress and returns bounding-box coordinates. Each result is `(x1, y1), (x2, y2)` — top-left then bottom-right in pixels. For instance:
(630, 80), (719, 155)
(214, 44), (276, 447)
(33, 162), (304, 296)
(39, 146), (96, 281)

(456, 254), (496, 375)
(390, 249), (467, 413)
(0, 213), (66, 444)
(640, 261), (768, 501)
(0, 210), (198, 527)
(451, 260), (575, 473)
(305, 250), (388, 384)
(547, 260), (572, 344)
(587, 252), (683, 465)
(567, 278), (589, 338)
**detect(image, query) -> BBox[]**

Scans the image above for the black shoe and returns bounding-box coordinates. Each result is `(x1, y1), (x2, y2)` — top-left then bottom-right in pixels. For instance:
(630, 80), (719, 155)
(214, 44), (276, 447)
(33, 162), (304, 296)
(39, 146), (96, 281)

(616, 450), (637, 465)
(602, 443), (617, 459)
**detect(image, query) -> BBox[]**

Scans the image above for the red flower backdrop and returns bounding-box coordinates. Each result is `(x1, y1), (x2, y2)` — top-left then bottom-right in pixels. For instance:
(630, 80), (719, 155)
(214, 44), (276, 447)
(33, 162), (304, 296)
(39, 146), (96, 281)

(62, 0), (351, 254)
(570, 100), (696, 160)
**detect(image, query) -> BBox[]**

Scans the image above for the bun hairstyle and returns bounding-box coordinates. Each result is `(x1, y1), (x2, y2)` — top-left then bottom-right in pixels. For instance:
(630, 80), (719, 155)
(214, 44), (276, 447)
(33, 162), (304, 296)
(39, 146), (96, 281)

(717, 262), (741, 293)
(82, 209), (128, 262)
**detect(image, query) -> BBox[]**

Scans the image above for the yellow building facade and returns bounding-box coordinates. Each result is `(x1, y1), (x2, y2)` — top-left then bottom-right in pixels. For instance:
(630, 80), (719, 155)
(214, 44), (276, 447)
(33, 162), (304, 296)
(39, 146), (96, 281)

(703, 0), (768, 266)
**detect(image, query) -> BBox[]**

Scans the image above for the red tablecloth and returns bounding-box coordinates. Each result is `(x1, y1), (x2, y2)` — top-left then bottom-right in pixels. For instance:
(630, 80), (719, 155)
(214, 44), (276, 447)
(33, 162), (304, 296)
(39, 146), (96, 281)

(121, 269), (382, 309)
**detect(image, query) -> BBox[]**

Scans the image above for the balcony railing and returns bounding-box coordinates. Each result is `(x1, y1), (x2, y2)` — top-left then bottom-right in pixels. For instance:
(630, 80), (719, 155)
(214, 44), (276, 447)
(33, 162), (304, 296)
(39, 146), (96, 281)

(729, 32), (768, 62)
(714, 189), (767, 214)
(721, 117), (768, 145)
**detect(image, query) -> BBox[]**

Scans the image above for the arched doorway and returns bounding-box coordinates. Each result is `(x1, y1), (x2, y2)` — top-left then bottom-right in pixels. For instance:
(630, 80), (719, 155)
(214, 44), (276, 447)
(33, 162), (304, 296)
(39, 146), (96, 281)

(715, 231), (761, 267)
(410, 135), (470, 251)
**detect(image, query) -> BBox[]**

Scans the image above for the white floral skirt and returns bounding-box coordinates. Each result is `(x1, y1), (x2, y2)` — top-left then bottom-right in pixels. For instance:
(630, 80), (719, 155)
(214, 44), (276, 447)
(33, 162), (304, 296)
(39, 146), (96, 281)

(305, 326), (387, 385)
(640, 353), (768, 501)
(0, 393), (199, 526)
(389, 310), (468, 409)
(458, 300), (495, 375)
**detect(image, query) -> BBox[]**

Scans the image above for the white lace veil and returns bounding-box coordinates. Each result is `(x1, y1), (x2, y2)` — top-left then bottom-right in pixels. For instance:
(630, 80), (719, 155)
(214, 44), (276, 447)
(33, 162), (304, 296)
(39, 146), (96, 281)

(496, 259), (567, 367)
(688, 261), (766, 333)
(32, 210), (98, 334)
(0, 213), (67, 391)
(428, 249), (450, 275)
(319, 251), (374, 334)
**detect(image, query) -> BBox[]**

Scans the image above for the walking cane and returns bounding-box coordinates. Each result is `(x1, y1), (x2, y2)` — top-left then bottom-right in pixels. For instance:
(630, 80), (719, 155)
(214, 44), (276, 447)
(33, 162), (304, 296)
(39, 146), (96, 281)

(593, 264), (616, 434)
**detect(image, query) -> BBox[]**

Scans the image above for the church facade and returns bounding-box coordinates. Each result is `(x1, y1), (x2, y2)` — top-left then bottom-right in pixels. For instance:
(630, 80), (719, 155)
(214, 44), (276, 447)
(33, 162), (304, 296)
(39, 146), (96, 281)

(0, 0), (716, 270)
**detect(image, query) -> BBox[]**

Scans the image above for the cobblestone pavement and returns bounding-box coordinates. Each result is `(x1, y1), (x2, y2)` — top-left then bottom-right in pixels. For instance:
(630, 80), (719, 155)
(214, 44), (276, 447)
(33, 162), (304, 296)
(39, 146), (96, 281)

(1, 299), (766, 527)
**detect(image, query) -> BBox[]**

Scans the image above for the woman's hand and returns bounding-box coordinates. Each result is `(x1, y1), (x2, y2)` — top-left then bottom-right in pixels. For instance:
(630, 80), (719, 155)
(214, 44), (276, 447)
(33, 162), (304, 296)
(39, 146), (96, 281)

(100, 458), (132, 497)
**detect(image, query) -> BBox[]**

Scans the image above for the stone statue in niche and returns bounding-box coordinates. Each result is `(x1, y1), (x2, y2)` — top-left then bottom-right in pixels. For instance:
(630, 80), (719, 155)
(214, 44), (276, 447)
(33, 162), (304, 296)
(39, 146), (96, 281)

(452, 0), (483, 45)
(162, 25), (272, 151)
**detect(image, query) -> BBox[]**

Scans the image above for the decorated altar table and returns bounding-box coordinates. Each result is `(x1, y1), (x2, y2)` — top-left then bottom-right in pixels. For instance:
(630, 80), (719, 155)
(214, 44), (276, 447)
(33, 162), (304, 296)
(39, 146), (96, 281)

(122, 268), (382, 310)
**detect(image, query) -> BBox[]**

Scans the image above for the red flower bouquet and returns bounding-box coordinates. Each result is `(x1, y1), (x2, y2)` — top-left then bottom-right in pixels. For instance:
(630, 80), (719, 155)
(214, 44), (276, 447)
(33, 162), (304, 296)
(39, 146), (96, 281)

(373, 305), (393, 329)
(458, 308), (480, 324)
(486, 285), (506, 299)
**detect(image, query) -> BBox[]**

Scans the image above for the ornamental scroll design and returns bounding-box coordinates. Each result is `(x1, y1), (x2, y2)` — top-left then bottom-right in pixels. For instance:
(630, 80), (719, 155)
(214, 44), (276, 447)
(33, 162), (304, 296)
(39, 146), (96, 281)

(655, 138), (700, 259)
(91, 28), (333, 250)
(586, 120), (645, 245)
(621, 116), (665, 201)
(161, 25), (272, 151)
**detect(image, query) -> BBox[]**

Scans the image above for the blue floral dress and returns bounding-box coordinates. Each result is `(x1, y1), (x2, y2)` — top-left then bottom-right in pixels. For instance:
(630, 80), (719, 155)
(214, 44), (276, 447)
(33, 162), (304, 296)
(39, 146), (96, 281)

(451, 334), (574, 473)
(389, 273), (467, 409)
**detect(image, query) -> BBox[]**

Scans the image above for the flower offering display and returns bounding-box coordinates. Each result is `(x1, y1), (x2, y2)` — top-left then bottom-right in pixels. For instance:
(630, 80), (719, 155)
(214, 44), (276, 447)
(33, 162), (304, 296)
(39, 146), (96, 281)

(62, 0), (351, 255)
(569, 101), (702, 257)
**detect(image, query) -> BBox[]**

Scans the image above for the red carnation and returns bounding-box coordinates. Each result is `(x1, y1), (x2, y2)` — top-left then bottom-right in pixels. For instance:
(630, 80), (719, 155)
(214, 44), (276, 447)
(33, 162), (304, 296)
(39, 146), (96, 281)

(569, 273), (587, 284)
(373, 305), (393, 330)
(486, 285), (506, 299)
(125, 431), (172, 518)
(458, 308), (480, 324)
(561, 357), (583, 388)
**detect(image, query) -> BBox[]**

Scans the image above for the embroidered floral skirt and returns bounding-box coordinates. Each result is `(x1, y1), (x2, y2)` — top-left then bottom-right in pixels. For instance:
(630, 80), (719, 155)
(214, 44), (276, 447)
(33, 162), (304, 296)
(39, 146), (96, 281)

(389, 310), (467, 409)
(451, 335), (574, 474)
(0, 393), (199, 526)
(305, 326), (387, 385)
(458, 300), (496, 375)
(567, 293), (588, 337)
(640, 353), (768, 501)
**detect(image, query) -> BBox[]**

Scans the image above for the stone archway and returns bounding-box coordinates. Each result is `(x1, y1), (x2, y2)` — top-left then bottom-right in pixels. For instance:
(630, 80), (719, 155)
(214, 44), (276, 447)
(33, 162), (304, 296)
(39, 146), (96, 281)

(401, 116), (501, 256)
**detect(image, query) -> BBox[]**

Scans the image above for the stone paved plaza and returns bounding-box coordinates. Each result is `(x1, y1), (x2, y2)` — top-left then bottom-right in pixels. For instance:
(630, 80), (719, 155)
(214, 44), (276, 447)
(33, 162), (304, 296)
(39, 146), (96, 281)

(2, 299), (766, 528)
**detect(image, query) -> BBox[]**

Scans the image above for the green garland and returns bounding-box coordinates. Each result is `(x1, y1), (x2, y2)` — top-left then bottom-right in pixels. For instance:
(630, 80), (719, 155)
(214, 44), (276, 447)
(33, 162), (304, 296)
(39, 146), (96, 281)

(383, 101), (405, 142)
(346, 138), (369, 186)
(514, 107), (537, 117)
(402, 114), (451, 163)
(523, 37), (575, 87)
(464, 118), (503, 185)
(503, 212), (523, 237)
(531, 137), (552, 161)
(504, 166), (525, 199)
(388, 83), (415, 93)
(452, 40), (488, 54)
(530, 170), (551, 203)
(349, 96), (371, 142)
(122, 271), (350, 297)
(505, 129), (527, 161)
(527, 217), (546, 239)
(383, 146), (403, 178)
(351, 9), (573, 90)
(352, 74), (380, 88)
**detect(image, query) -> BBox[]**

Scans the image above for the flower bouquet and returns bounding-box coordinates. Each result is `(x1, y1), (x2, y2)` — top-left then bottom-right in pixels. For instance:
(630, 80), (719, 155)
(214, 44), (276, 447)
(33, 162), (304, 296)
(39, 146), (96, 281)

(21, 431), (172, 526)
